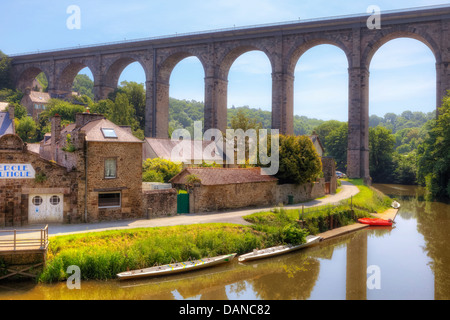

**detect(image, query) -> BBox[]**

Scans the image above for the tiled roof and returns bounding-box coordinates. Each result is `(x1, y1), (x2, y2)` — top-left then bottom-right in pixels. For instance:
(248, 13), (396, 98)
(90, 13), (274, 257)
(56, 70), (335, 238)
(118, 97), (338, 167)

(81, 119), (142, 143)
(28, 91), (51, 104)
(144, 138), (229, 162)
(170, 167), (278, 186)
(0, 112), (14, 137)
(27, 143), (40, 154)
(0, 102), (9, 112)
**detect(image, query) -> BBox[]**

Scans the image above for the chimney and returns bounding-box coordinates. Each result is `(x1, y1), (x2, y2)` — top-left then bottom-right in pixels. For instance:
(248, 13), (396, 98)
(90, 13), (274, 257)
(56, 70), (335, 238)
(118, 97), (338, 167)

(51, 114), (61, 162)
(8, 104), (14, 121)
(75, 112), (105, 128)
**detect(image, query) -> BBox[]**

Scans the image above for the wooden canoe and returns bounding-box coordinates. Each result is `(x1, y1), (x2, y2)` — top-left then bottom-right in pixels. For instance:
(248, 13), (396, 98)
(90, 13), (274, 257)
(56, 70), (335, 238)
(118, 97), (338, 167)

(238, 235), (322, 263)
(358, 218), (393, 226)
(117, 253), (237, 281)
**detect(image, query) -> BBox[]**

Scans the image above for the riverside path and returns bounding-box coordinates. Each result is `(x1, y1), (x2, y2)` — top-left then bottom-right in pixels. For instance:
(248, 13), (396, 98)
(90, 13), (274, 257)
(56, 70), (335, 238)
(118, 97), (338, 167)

(0, 181), (360, 237)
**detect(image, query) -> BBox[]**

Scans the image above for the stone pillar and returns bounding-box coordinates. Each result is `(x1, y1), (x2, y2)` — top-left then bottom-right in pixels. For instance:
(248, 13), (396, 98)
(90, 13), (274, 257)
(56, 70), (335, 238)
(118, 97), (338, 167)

(272, 72), (294, 135)
(437, 19), (450, 111)
(144, 80), (155, 138)
(51, 115), (61, 162)
(93, 84), (115, 101)
(347, 66), (370, 180)
(436, 61), (450, 111)
(155, 81), (170, 138)
(204, 75), (228, 133)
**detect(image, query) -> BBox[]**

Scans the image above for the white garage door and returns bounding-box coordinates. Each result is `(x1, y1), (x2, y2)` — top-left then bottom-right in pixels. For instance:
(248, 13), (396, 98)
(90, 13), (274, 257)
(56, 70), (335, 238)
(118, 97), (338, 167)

(28, 194), (64, 224)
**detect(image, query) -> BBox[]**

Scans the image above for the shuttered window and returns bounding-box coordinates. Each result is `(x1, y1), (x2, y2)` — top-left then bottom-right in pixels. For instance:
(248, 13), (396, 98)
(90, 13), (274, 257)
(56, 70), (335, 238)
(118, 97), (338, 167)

(104, 158), (117, 179)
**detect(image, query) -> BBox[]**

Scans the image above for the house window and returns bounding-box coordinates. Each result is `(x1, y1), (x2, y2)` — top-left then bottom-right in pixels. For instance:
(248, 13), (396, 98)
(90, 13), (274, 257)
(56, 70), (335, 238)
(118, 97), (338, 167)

(32, 196), (43, 206)
(104, 158), (117, 179)
(101, 128), (118, 139)
(50, 195), (61, 206)
(98, 192), (121, 208)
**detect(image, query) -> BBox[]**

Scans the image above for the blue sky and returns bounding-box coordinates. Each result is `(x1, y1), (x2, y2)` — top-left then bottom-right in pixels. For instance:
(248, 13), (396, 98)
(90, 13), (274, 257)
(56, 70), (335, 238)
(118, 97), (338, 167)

(1, 0), (448, 121)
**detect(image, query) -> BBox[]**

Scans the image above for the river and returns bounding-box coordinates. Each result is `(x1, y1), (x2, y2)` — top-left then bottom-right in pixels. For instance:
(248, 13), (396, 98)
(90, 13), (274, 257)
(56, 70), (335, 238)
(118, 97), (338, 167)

(0, 184), (449, 300)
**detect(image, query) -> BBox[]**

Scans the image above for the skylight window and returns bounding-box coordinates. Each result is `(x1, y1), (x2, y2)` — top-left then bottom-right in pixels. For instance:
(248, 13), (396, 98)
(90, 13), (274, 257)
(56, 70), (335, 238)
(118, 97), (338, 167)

(101, 128), (118, 139)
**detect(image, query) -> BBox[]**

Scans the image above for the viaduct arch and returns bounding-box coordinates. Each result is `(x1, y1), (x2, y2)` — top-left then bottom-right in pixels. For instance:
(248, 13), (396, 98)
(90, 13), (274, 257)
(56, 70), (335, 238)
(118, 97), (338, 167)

(10, 5), (450, 180)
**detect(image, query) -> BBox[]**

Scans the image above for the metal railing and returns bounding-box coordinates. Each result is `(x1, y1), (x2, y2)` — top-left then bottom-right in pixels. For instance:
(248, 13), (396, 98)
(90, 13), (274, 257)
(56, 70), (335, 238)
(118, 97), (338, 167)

(0, 225), (49, 251)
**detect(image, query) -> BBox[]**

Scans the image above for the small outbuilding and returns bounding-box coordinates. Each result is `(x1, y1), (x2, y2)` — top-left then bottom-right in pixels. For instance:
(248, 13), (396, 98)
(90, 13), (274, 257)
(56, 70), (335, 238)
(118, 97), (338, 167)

(170, 167), (278, 213)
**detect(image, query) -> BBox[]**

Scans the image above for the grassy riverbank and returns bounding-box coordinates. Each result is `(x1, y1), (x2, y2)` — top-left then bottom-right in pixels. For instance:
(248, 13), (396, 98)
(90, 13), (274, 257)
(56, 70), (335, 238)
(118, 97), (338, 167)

(39, 223), (305, 283)
(38, 179), (391, 283)
(244, 179), (392, 235)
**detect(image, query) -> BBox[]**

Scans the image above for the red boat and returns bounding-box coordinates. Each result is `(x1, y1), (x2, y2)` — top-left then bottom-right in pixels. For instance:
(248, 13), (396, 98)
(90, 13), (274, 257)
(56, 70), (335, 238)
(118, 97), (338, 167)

(358, 218), (393, 226)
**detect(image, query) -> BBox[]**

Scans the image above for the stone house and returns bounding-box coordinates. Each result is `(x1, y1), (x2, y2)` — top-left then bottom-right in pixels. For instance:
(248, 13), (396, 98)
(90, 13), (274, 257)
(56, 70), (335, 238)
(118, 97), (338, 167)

(0, 111), (145, 226)
(0, 134), (78, 227)
(309, 133), (325, 157)
(20, 90), (51, 120)
(39, 112), (144, 223)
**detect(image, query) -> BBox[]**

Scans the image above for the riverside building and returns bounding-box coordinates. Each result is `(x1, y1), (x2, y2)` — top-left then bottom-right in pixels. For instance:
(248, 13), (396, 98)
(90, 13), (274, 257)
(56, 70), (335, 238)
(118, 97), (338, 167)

(0, 112), (144, 227)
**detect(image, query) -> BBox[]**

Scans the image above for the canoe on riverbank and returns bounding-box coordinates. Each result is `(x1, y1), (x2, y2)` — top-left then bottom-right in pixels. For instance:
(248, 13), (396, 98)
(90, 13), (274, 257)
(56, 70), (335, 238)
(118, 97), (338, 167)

(358, 218), (393, 226)
(117, 253), (237, 281)
(238, 235), (322, 262)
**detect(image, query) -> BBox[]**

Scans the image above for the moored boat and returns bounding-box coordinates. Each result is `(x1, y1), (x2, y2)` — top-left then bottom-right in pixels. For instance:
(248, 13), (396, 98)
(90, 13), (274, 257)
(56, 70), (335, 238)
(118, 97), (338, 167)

(117, 253), (237, 281)
(392, 201), (401, 209)
(358, 218), (393, 226)
(238, 235), (322, 262)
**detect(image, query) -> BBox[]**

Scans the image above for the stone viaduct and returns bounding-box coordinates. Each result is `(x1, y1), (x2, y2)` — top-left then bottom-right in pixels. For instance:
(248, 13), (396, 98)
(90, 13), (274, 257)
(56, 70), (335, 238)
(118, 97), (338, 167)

(9, 5), (450, 180)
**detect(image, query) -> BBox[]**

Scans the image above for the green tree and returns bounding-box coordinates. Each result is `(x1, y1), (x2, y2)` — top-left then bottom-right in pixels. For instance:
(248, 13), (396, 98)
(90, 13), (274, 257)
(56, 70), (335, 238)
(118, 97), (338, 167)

(393, 152), (417, 185)
(117, 81), (146, 129)
(16, 116), (37, 143)
(324, 122), (348, 172)
(91, 99), (114, 115)
(0, 51), (12, 89)
(230, 108), (263, 131)
(108, 93), (135, 126)
(72, 74), (94, 99)
(7, 103), (27, 119)
(276, 135), (322, 185)
(417, 92), (450, 199)
(142, 158), (183, 183)
(0, 88), (23, 103)
(369, 126), (396, 183)
(35, 72), (48, 92)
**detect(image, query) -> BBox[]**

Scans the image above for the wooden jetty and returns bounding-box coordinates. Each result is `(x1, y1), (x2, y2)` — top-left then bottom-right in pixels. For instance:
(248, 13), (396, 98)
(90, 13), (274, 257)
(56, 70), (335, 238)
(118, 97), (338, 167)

(0, 225), (49, 281)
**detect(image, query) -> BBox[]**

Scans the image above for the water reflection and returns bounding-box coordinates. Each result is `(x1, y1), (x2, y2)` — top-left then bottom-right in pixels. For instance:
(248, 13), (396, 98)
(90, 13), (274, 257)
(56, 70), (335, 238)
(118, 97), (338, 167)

(0, 184), (449, 300)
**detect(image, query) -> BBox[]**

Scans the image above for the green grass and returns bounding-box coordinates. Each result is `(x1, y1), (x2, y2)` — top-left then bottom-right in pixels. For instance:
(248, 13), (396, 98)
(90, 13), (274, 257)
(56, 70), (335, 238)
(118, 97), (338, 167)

(346, 179), (392, 213)
(39, 222), (307, 283)
(37, 179), (392, 283)
(244, 179), (392, 235)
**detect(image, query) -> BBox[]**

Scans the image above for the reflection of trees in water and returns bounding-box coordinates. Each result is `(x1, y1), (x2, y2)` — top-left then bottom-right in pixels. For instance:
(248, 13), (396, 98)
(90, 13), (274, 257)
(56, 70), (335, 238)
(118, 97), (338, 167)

(416, 200), (450, 300)
(377, 184), (450, 300)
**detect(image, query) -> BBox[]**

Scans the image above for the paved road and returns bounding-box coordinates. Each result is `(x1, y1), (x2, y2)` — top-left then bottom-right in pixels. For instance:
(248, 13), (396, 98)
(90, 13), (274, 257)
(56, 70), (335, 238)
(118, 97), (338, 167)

(1, 181), (359, 237)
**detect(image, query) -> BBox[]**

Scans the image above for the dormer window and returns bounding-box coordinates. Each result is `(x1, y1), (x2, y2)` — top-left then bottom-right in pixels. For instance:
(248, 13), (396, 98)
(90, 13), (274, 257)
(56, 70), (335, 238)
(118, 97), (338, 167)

(101, 128), (118, 139)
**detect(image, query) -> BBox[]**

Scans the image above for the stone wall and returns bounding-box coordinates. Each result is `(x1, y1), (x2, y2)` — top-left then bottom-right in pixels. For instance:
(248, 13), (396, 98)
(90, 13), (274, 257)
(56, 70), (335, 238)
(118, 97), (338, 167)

(142, 189), (177, 218)
(189, 181), (278, 213)
(0, 135), (78, 227)
(187, 179), (325, 213)
(84, 141), (144, 222)
(321, 157), (337, 194)
(275, 179), (326, 205)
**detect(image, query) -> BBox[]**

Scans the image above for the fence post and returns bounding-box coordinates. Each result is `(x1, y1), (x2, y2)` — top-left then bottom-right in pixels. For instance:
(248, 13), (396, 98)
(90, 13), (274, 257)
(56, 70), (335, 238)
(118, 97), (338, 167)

(13, 230), (16, 251)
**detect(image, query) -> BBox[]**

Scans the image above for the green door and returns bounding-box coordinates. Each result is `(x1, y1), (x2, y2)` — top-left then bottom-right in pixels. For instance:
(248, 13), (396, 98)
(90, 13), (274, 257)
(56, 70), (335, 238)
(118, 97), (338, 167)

(177, 193), (190, 214)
